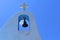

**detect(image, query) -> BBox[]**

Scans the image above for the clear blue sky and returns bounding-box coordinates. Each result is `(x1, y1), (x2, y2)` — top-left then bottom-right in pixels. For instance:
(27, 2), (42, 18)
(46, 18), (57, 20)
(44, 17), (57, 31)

(0, 0), (60, 40)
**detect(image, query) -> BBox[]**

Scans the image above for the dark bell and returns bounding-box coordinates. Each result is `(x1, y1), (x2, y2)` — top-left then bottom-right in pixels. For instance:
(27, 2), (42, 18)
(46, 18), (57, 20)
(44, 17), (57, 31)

(22, 17), (28, 27)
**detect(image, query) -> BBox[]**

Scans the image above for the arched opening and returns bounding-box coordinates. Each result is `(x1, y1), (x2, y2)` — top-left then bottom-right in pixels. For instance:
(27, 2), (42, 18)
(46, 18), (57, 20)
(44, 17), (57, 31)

(18, 14), (30, 31)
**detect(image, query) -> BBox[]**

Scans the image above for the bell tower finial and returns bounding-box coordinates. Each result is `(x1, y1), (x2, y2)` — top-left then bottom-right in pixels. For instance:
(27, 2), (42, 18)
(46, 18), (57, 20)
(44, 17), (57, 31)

(20, 3), (28, 11)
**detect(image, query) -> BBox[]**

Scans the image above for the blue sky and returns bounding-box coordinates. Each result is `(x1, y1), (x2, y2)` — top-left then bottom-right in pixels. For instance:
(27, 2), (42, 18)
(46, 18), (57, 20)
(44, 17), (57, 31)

(0, 0), (60, 40)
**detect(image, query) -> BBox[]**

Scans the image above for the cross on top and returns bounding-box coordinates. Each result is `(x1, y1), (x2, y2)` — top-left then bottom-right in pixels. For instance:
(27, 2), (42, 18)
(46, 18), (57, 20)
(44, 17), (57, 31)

(20, 3), (28, 11)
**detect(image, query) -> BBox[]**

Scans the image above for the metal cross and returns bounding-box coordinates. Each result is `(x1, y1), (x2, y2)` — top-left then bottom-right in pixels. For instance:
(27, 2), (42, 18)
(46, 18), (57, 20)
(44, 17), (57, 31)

(20, 3), (28, 11)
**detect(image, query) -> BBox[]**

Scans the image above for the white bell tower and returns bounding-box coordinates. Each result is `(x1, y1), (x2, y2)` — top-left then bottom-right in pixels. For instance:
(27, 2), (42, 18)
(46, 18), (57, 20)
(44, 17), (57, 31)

(0, 3), (41, 40)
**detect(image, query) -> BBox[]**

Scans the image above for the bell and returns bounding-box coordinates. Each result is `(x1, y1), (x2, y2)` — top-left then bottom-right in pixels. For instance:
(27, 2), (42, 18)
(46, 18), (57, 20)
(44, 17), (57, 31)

(22, 17), (28, 27)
